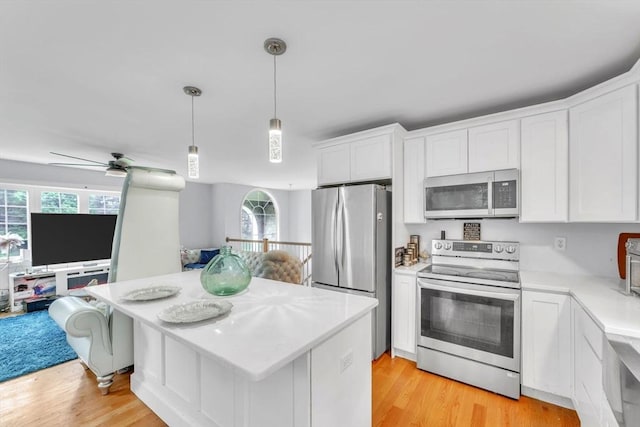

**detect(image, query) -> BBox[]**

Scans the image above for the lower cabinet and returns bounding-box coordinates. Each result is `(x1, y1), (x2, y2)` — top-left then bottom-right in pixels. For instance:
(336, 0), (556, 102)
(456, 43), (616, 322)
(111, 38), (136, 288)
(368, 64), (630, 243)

(572, 299), (617, 427)
(391, 272), (417, 360)
(521, 290), (572, 398)
(521, 289), (619, 426)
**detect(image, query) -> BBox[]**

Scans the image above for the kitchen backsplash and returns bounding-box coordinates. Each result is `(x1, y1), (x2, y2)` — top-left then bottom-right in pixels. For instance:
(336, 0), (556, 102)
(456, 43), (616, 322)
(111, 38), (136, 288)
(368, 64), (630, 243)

(405, 220), (640, 278)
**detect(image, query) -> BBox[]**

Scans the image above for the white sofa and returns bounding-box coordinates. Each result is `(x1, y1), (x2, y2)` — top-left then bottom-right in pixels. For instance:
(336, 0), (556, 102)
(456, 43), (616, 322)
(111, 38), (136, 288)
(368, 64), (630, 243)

(49, 297), (133, 394)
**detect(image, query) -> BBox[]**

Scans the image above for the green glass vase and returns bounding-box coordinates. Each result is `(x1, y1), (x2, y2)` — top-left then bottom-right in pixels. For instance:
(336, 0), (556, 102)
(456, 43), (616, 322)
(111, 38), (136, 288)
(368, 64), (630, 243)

(200, 246), (251, 296)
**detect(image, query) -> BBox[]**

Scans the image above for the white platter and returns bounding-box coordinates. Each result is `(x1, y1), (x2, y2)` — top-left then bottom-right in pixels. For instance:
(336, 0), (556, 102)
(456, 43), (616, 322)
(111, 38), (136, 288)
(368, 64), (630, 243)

(158, 300), (233, 323)
(121, 285), (181, 302)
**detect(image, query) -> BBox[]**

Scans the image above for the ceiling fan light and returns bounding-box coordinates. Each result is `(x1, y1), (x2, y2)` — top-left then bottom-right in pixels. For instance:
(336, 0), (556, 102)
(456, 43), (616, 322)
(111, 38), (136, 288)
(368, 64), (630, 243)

(188, 145), (199, 179)
(269, 118), (282, 163)
(105, 166), (127, 177)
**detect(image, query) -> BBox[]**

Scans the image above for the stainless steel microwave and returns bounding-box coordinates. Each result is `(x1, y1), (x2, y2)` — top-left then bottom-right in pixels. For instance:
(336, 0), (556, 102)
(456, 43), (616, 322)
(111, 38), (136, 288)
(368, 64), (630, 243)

(424, 169), (519, 219)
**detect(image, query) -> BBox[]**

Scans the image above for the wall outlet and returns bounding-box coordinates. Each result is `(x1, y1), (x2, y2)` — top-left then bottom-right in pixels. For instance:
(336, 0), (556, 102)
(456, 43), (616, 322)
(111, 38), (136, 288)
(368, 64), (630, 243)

(554, 237), (567, 251)
(340, 350), (353, 373)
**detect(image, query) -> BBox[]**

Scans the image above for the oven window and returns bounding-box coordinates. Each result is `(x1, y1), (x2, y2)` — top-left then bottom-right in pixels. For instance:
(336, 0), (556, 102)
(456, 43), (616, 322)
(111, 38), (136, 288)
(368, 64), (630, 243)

(420, 287), (514, 358)
(426, 183), (488, 211)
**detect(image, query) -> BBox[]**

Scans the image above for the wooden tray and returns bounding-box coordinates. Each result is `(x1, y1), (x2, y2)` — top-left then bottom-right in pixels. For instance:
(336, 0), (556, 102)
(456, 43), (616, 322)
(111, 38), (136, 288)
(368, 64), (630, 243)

(617, 233), (640, 279)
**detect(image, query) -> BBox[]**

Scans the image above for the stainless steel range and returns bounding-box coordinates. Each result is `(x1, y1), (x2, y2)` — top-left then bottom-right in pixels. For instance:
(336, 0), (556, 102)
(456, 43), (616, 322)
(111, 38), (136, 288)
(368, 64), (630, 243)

(417, 239), (521, 399)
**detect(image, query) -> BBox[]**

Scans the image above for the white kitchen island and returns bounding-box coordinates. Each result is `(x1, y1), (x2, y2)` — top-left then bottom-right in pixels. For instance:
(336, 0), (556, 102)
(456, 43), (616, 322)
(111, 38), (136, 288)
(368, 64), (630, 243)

(86, 270), (377, 427)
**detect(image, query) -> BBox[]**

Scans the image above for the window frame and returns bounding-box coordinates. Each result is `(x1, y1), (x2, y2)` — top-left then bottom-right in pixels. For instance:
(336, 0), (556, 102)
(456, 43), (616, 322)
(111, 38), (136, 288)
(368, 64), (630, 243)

(239, 189), (279, 242)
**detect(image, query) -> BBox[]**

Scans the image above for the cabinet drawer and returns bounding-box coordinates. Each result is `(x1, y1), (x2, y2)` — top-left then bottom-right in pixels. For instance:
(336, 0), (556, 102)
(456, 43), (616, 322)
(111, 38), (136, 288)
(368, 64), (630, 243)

(578, 306), (603, 360)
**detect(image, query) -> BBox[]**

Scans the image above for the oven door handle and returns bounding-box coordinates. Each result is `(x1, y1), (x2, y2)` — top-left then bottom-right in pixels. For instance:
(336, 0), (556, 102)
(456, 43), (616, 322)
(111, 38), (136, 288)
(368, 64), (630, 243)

(419, 280), (520, 301)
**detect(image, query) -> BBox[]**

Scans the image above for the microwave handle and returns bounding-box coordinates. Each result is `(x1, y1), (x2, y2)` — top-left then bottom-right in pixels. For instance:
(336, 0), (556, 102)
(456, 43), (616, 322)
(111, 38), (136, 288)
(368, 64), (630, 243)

(625, 254), (640, 294)
(487, 173), (494, 216)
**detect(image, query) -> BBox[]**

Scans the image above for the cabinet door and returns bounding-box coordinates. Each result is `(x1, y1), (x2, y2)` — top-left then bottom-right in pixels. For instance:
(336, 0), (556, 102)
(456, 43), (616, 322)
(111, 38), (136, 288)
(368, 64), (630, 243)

(317, 144), (350, 186)
(569, 85), (637, 222)
(403, 137), (426, 223)
(520, 111), (569, 222)
(572, 299), (605, 427)
(521, 290), (571, 397)
(392, 273), (416, 359)
(468, 120), (520, 172)
(350, 134), (392, 182)
(425, 129), (468, 177)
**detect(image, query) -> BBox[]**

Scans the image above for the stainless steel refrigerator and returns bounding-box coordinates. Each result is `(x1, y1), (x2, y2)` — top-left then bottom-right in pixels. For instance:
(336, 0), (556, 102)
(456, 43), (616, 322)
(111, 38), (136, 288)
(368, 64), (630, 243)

(311, 184), (391, 360)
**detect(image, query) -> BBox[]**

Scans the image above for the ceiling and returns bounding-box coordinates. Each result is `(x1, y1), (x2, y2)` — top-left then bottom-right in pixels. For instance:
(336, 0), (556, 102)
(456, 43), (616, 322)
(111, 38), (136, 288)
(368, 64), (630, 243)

(2, 1), (640, 190)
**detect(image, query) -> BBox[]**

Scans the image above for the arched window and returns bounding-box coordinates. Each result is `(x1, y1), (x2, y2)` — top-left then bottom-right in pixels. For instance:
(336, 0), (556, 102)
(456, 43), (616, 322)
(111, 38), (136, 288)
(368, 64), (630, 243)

(241, 190), (278, 241)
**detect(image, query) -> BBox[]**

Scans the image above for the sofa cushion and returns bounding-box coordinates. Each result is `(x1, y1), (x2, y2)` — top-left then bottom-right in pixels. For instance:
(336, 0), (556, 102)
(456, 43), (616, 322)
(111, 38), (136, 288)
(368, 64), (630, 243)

(184, 262), (208, 270)
(199, 249), (219, 264)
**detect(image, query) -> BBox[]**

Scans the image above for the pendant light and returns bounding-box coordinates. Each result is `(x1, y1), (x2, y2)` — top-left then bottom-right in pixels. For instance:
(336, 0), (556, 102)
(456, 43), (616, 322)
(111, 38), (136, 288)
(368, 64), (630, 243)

(184, 86), (202, 179)
(264, 38), (287, 163)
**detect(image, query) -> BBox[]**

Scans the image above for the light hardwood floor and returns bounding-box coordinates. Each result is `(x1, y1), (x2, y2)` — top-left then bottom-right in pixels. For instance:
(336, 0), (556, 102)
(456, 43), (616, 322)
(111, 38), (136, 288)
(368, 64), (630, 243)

(373, 354), (580, 427)
(0, 352), (579, 426)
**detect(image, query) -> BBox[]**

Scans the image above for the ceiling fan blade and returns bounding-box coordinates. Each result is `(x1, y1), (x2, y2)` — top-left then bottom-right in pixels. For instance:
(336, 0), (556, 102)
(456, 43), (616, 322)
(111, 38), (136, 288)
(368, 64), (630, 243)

(50, 151), (107, 166)
(49, 162), (107, 167)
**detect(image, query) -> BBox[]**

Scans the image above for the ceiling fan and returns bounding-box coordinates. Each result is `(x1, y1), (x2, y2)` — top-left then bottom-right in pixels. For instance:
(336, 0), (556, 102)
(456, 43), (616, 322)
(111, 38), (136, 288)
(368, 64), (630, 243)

(49, 152), (134, 177)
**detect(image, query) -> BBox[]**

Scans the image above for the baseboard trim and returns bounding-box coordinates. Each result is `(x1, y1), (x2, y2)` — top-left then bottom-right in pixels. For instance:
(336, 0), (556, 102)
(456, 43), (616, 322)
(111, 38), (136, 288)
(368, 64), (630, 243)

(521, 385), (574, 410)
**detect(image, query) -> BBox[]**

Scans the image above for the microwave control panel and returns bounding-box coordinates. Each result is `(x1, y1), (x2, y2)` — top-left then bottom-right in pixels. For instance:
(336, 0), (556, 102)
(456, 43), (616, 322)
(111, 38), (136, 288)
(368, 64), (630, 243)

(493, 180), (517, 209)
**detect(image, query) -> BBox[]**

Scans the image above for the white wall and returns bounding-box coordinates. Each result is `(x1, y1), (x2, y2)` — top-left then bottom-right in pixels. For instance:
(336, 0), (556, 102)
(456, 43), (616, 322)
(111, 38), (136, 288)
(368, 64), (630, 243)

(179, 181), (213, 249)
(0, 158), (123, 190)
(0, 159), (314, 254)
(288, 190), (312, 243)
(210, 183), (294, 247)
(406, 220), (640, 278)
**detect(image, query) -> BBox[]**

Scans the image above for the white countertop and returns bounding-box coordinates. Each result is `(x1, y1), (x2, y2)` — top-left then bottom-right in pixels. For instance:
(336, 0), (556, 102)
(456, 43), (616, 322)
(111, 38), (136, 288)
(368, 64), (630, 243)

(521, 270), (640, 339)
(394, 262), (430, 276)
(86, 270), (378, 381)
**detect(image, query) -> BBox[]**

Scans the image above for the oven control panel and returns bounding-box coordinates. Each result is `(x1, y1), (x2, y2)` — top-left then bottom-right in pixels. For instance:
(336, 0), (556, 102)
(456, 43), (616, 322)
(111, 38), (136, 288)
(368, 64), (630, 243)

(431, 239), (519, 260)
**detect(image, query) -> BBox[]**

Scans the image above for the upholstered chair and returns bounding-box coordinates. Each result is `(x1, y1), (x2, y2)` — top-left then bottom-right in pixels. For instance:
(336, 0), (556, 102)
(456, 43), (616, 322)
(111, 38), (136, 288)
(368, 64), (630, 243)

(247, 250), (303, 285)
(49, 167), (185, 394)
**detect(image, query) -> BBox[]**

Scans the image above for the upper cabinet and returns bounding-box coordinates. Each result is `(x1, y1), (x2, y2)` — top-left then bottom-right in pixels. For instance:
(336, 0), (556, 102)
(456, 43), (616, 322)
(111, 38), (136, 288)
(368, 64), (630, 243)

(350, 134), (393, 183)
(468, 120), (519, 173)
(425, 120), (519, 177)
(317, 144), (350, 186)
(520, 111), (569, 222)
(314, 124), (406, 187)
(403, 136), (426, 223)
(569, 85), (638, 222)
(425, 129), (468, 177)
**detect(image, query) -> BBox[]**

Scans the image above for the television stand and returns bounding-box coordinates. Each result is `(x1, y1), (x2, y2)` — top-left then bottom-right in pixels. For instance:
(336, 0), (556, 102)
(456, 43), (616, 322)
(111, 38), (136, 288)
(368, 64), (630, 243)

(9, 262), (110, 312)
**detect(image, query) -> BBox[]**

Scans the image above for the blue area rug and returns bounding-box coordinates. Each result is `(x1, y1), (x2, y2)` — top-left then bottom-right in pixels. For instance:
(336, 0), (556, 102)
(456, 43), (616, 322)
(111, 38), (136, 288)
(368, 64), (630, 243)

(0, 310), (77, 382)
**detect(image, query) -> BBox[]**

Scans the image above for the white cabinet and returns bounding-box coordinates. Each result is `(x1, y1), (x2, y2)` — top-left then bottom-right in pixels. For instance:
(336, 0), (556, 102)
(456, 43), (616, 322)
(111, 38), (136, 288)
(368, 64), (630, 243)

(521, 290), (572, 398)
(425, 120), (519, 177)
(520, 111), (569, 222)
(569, 85), (638, 222)
(350, 134), (392, 182)
(392, 272), (417, 360)
(572, 299), (606, 427)
(468, 120), (520, 173)
(316, 144), (350, 186)
(315, 124), (405, 186)
(403, 136), (426, 223)
(425, 129), (468, 177)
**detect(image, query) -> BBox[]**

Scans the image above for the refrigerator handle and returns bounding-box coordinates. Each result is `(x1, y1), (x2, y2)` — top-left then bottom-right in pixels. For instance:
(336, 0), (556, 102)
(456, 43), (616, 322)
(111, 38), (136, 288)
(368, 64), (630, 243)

(336, 192), (344, 283)
(333, 192), (341, 275)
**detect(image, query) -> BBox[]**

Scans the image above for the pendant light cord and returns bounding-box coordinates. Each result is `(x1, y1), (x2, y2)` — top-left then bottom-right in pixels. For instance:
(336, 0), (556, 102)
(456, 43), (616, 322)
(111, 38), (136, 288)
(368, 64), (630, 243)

(273, 54), (277, 118)
(191, 94), (195, 148)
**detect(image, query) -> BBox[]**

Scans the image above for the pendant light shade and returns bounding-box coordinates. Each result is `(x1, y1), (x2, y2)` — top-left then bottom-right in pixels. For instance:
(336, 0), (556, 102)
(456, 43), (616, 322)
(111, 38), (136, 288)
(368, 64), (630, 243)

(269, 118), (282, 163)
(264, 38), (286, 163)
(184, 86), (202, 179)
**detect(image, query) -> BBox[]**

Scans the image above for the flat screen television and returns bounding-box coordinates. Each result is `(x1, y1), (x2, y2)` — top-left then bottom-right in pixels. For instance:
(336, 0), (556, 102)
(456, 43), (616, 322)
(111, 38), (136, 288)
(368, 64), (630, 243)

(30, 213), (117, 267)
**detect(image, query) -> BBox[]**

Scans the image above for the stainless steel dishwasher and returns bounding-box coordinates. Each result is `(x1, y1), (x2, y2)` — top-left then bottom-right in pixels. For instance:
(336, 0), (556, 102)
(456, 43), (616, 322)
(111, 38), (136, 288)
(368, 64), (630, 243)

(604, 333), (640, 426)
